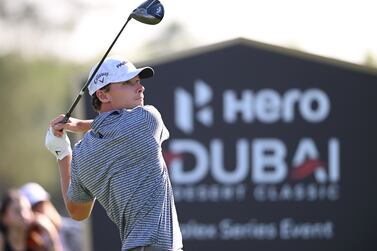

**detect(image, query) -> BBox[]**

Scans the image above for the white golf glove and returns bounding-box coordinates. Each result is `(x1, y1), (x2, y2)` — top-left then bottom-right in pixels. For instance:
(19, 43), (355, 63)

(45, 127), (72, 160)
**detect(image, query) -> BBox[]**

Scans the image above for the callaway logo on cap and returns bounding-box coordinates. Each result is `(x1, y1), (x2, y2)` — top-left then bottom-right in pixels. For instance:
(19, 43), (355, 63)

(88, 55), (154, 96)
(94, 72), (110, 84)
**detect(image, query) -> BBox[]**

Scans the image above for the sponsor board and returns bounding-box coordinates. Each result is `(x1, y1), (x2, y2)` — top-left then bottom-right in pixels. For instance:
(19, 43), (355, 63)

(88, 39), (377, 251)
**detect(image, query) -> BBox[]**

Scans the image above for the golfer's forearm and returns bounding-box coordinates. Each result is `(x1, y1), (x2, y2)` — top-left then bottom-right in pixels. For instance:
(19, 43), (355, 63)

(57, 155), (94, 221)
(77, 119), (93, 132)
(57, 155), (72, 209)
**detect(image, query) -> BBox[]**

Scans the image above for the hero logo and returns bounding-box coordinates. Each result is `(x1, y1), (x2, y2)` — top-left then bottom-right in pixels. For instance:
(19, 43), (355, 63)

(175, 79), (330, 134)
(169, 80), (340, 202)
(175, 79), (213, 134)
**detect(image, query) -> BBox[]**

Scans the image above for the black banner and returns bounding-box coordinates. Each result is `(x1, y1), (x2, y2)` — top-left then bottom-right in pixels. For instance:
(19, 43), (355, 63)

(87, 39), (377, 251)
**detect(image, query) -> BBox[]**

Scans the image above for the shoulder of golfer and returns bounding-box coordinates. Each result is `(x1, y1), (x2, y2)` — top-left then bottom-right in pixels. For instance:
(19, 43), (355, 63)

(133, 105), (166, 129)
(136, 105), (170, 141)
(95, 105), (164, 125)
(50, 114), (93, 137)
(91, 105), (164, 130)
(143, 104), (163, 119)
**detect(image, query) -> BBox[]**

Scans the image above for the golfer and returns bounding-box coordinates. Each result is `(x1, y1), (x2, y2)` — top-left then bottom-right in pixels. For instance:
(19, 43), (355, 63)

(45, 55), (183, 251)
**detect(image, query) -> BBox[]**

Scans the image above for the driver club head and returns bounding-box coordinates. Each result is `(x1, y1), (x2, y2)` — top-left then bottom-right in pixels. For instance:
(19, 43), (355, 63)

(130, 0), (164, 25)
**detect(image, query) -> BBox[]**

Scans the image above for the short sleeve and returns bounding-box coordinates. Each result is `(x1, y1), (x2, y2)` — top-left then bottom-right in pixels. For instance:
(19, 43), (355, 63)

(67, 155), (94, 202)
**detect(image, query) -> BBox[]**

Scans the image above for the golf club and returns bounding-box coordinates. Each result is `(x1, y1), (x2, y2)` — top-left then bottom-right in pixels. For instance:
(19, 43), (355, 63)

(61, 0), (164, 124)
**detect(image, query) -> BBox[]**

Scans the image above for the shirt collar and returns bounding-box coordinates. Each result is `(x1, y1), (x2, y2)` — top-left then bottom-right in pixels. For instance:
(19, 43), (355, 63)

(91, 109), (122, 132)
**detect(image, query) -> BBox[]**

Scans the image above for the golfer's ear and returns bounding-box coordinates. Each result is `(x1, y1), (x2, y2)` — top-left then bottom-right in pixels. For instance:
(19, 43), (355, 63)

(96, 90), (111, 102)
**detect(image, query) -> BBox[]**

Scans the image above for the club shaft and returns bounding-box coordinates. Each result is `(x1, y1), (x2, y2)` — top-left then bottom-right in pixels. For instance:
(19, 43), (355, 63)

(62, 15), (132, 124)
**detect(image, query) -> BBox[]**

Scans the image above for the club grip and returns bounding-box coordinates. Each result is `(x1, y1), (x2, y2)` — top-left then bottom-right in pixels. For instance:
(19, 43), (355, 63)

(58, 114), (71, 132)
(62, 114), (70, 124)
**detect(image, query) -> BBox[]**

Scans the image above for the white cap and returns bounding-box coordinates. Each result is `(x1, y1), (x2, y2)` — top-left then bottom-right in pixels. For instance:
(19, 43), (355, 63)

(87, 55), (154, 95)
(19, 183), (50, 206)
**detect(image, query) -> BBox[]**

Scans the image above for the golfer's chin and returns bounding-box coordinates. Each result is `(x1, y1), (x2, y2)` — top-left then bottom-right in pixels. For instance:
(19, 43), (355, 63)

(135, 99), (144, 107)
(136, 98), (144, 106)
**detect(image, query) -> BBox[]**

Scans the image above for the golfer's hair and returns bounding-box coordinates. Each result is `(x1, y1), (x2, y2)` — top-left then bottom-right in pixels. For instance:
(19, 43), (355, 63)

(91, 84), (111, 111)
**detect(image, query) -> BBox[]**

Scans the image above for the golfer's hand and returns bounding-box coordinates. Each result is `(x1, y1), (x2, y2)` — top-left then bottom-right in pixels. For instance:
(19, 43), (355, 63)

(45, 127), (72, 160)
(50, 114), (92, 137)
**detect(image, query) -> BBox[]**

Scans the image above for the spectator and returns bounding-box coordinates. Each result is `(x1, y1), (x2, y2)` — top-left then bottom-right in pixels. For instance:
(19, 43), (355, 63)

(20, 183), (83, 251)
(0, 189), (61, 251)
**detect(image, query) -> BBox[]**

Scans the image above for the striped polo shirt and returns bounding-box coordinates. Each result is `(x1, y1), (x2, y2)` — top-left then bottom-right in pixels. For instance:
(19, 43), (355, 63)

(67, 105), (183, 251)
